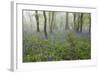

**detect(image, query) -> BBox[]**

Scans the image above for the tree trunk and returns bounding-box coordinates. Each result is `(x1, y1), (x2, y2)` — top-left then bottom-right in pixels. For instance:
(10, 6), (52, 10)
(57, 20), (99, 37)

(80, 13), (83, 32)
(89, 14), (91, 33)
(65, 12), (69, 30)
(49, 12), (51, 28)
(35, 11), (40, 32)
(77, 14), (80, 32)
(73, 13), (76, 31)
(43, 11), (48, 39)
(50, 12), (54, 33)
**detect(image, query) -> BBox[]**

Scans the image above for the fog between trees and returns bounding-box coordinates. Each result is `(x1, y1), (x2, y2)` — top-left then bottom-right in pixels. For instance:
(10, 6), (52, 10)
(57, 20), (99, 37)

(23, 10), (91, 38)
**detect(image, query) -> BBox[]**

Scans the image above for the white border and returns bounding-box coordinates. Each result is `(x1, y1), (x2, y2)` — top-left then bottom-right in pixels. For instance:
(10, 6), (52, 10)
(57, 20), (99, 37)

(11, 1), (97, 72)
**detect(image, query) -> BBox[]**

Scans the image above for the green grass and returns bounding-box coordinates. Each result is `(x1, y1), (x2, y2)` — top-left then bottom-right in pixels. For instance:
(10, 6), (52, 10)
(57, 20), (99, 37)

(23, 32), (91, 62)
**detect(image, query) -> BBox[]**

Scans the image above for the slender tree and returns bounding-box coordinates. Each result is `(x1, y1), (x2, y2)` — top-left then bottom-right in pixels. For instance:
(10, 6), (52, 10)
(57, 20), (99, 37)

(43, 11), (48, 38)
(80, 13), (83, 32)
(35, 11), (40, 32)
(49, 11), (51, 28)
(89, 13), (91, 33)
(77, 13), (81, 32)
(50, 12), (54, 33)
(65, 12), (69, 30)
(53, 12), (56, 30)
(28, 13), (33, 35)
(73, 13), (76, 31)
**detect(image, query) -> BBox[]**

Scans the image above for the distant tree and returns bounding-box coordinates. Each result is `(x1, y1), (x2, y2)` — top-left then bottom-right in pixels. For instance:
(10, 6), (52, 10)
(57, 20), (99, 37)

(89, 13), (91, 33)
(73, 13), (76, 31)
(35, 11), (40, 32)
(75, 13), (83, 32)
(80, 13), (83, 32)
(73, 13), (80, 32)
(77, 13), (81, 32)
(65, 12), (69, 30)
(49, 11), (51, 29)
(49, 11), (57, 33)
(50, 12), (55, 33)
(28, 13), (33, 35)
(43, 11), (48, 38)
(53, 12), (56, 30)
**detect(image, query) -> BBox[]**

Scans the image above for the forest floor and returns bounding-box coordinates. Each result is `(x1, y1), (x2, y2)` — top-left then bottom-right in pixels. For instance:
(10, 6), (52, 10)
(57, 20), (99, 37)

(23, 30), (91, 62)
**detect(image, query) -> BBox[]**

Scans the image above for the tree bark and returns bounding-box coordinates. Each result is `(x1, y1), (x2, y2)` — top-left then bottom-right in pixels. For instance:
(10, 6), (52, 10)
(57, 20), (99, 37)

(74, 13), (76, 31)
(43, 11), (48, 39)
(78, 14), (81, 32)
(50, 12), (54, 33)
(89, 13), (91, 33)
(80, 13), (83, 32)
(35, 11), (40, 32)
(65, 12), (69, 30)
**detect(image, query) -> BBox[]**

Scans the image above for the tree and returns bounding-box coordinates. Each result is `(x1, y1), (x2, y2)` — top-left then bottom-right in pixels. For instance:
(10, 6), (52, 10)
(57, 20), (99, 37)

(77, 13), (81, 32)
(73, 13), (76, 31)
(35, 11), (40, 32)
(80, 13), (83, 32)
(49, 11), (51, 30)
(50, 12), (54, 33)
(65, 12), (69, 30)
(43, 11), (48, 38)
(28, 13), (33, 35)
(75, 13), (83, 32)
(89, 13), (91, 33)
(73, 13), (80, 32)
